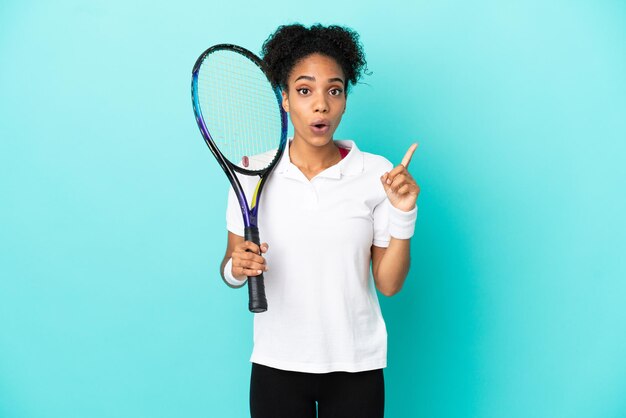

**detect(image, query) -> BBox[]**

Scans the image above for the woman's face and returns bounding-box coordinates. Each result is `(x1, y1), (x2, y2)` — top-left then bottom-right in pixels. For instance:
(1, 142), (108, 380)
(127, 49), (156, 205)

(282, 53), (347, 149)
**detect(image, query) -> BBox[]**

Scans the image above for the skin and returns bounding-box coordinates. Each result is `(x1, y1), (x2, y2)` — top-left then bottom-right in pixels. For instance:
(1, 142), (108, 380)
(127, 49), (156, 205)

(221, 53), (420, 296)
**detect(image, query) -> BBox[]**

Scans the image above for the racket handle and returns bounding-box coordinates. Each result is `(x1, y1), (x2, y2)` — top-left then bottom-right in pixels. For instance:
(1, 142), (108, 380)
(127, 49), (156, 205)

(245, 226), (268, 313)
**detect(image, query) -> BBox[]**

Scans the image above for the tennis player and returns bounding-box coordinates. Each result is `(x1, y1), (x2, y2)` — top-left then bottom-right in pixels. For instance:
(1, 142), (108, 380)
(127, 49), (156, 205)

(220, 23), (420, 418)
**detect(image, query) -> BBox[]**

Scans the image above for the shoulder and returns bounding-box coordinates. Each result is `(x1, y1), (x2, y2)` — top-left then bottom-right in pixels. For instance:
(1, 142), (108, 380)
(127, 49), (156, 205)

(339, 140), (393, 174)
(361, 151), (393, 173)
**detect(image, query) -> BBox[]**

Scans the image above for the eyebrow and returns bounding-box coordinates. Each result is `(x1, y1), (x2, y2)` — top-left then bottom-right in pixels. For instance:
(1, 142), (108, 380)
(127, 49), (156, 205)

(294, 75), (345, 85)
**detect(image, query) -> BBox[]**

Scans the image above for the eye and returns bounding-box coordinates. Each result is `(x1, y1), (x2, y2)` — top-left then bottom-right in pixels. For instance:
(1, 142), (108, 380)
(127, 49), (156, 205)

(329, 88), (344, 96)
(296, 88), (310, 95)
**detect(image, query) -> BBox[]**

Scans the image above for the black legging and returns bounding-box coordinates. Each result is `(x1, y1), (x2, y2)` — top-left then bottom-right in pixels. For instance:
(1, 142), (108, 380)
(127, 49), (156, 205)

(250, 363), (385, 418)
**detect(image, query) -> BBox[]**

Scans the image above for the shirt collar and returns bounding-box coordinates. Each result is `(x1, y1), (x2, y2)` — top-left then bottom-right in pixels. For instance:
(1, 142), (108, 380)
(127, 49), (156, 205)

(274, 139), (364, 180)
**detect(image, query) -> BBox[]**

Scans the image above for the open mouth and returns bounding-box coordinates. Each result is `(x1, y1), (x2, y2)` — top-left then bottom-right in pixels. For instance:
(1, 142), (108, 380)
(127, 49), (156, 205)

(310, 123), (330, 135)
(310, 120), (330, 135)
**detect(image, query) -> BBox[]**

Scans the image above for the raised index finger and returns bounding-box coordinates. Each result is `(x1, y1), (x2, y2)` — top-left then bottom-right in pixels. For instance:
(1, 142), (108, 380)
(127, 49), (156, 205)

(400, 143), (419, 168)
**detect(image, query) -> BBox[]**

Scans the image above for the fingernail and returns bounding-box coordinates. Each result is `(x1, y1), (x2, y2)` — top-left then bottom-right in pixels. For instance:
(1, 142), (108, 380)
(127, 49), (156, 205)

(257, 270), (263, 274)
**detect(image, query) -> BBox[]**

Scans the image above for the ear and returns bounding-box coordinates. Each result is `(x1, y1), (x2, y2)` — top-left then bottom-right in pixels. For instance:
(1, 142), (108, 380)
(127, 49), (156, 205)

(281, 90), (289, 112)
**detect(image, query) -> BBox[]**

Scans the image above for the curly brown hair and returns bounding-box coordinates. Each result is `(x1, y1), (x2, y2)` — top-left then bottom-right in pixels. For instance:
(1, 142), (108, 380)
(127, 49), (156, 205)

(261, 23), (368, 94)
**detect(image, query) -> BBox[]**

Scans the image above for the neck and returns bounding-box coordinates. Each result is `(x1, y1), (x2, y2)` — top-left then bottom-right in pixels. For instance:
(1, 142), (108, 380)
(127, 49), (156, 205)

(289, 137), (342, 180)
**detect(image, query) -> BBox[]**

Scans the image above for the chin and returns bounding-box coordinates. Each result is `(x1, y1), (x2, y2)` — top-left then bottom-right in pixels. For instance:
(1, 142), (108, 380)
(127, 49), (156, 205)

(307, 135), (335, 147)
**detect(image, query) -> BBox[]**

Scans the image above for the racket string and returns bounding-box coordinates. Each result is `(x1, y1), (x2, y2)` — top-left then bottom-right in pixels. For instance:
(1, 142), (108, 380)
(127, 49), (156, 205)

(197, 50), (281, 170)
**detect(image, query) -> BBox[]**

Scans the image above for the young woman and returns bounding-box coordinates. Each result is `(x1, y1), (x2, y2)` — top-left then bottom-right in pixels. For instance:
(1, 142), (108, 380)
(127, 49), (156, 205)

(220, 23), (420, 418)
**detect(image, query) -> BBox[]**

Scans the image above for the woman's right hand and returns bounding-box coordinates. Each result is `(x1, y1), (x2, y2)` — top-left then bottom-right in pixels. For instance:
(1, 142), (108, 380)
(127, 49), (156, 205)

(230, 241), (269, 280)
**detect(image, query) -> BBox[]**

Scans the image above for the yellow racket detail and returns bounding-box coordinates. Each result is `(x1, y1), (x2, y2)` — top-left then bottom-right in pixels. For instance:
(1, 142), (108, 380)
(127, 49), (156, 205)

(251, 181), (262, 209)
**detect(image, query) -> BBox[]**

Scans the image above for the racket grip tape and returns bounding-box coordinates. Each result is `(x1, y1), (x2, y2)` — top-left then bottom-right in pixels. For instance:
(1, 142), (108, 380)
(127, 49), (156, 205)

(245, 226), (268, 313)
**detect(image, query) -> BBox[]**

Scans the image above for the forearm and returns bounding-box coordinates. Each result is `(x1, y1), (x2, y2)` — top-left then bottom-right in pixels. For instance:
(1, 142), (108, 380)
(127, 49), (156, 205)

(373, 143), (419, 296)
(372, 238), (411, 296)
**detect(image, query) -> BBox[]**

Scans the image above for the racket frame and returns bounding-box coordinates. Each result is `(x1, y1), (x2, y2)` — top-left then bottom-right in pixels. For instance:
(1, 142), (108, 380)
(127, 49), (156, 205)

(191, 44), (288, 312)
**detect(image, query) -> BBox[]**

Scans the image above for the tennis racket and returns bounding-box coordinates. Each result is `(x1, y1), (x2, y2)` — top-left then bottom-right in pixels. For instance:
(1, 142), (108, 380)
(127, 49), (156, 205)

(191, 44), (287, 313)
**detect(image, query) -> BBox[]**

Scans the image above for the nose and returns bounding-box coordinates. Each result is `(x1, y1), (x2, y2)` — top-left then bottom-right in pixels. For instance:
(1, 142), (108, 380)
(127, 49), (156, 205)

(313, 92), (329, 113)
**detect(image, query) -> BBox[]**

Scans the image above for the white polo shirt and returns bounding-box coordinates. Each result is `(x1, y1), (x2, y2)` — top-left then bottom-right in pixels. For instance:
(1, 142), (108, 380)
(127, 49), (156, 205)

(225, 140), (394, 373)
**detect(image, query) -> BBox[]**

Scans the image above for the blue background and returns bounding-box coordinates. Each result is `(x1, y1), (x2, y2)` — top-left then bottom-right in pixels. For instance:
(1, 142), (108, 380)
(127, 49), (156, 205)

(1, 1), (625, 417)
